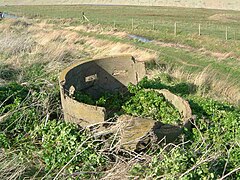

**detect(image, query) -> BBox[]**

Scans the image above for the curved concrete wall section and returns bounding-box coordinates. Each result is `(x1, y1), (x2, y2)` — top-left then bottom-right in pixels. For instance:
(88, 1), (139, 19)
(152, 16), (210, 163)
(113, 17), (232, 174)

(59, 55), (146, 127)
(117, 89), (193, 151)
(59, 55), (194, 151)
(2, 0), (240, 11)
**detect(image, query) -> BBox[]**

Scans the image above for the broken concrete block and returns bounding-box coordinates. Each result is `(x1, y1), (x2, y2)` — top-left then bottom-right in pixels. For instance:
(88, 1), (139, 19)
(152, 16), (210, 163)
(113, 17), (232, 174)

(115, 89), (193, 151)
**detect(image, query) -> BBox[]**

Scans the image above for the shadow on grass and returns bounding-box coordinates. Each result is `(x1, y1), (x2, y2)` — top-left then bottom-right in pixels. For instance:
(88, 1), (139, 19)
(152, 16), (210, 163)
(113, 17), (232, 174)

(0, 64), (20, 81)
(138, 76), (197, 96)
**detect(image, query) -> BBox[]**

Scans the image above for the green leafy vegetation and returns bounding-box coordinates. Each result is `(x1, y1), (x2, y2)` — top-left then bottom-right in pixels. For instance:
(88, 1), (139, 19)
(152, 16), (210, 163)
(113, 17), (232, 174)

(73, 78), (182, 125)
(1, 71), (240, 179)
(68, 75), (240, 179)
(0, 82), (106, 179)
(130, 96), (240, 179)
(122, 82), (181, 125)
(32, 120), (106, 177)
(74, 91), (130, 118)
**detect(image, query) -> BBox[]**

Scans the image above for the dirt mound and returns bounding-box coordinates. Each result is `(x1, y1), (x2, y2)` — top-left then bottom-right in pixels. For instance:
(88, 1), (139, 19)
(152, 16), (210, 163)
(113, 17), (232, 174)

(208, 14), (240, 22)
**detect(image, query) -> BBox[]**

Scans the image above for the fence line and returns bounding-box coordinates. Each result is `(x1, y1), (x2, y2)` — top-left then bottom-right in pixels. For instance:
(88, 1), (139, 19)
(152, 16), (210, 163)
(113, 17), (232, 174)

(4, 10), (239, 41)
(198, 24), (201, 36)
(98, 18), (239, 41)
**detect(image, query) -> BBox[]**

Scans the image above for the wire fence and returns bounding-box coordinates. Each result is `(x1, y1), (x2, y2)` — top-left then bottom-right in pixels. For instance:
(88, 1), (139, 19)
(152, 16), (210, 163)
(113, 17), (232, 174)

(2, 9), (240, 41)
(92, 18), (240, 41)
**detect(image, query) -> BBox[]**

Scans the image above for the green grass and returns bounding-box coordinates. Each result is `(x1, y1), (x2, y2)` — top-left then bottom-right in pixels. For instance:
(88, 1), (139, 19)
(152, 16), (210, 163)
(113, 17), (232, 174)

(2, 5), (240, 91)
(67, 29), (240, 96)
(2, 5), (240, 82)
(2, 5), (240, 48)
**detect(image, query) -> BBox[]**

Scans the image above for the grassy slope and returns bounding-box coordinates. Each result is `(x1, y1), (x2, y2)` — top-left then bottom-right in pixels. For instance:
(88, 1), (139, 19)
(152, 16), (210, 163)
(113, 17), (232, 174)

(2, 5), (240, 103)
(2, 5), (240, 55)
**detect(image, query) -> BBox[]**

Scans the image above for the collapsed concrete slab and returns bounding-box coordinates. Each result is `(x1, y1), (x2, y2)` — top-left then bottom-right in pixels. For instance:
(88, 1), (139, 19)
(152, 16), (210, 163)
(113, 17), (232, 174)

(116, 89), (193, 151)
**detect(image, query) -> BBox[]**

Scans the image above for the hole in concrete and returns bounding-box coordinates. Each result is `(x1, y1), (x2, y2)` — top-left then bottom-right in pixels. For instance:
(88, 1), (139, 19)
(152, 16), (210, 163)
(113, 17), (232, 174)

(112, 69), (128, 76)
(85, 74), (97, 82)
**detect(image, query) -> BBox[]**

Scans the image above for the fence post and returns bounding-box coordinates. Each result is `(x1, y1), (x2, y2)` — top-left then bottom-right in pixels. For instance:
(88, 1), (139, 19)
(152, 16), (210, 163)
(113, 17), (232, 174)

(113, 20), (116, 28)
(174, 22), (177, 36)
(198, 24), (201, 36)
(132, 18), (134, 30)
(225, 27), (228, 40)
(234, 31), (236, 40)
(153, 20), (155, 30)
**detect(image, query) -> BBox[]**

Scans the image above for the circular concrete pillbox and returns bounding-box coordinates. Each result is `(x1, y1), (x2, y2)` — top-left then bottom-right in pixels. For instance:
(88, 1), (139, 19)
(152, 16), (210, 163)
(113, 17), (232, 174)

(59, 55), (146, 127)
(59, 55), (194, 151)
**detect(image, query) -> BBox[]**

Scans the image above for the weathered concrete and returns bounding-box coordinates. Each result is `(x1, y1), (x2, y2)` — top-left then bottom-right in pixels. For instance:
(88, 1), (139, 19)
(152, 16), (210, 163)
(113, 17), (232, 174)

(60, 55), (194, 151)
(59, 55), (145, 127)
(2, 0), (240, 11)
(116, 89), (193, 151)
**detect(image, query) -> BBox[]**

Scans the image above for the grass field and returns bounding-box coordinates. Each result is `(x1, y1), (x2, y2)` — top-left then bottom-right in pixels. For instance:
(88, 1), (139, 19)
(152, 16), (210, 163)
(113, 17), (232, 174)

(2, 6), (240, 103)
(3, 5), (240, 55)
(0, 5), (240, 179)
(3, 5), (240, 38)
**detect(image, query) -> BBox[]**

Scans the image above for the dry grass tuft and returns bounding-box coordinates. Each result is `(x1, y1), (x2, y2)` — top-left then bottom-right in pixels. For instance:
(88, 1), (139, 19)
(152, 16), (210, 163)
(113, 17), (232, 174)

(101, 161), (132, 180)
(0, 32), (35, 56)
(0, 150), (26, 180)
(150, 65), (240, 104)
(83, 37), (157, 62)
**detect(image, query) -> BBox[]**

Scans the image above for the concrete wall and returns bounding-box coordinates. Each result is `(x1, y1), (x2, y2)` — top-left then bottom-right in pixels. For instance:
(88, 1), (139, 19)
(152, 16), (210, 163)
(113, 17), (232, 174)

(1, 0), (240, 11)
